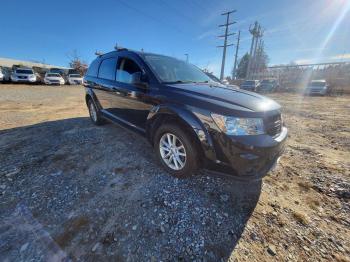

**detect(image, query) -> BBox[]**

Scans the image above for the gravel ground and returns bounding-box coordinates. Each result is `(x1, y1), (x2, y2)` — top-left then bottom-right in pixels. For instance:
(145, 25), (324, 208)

(0, 84), (349, 261)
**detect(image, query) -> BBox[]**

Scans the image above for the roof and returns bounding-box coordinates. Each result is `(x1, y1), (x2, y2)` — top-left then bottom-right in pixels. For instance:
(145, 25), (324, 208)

(98, 49), (180, 60)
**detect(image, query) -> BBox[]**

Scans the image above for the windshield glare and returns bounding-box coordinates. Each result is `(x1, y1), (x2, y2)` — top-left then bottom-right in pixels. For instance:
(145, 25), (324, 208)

(145, 55), (211, 83)
(310, 82), (326, 87)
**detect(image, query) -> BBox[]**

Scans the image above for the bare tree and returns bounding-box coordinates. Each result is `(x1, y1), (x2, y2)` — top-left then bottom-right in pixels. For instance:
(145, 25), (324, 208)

(67, 50), (88, 76)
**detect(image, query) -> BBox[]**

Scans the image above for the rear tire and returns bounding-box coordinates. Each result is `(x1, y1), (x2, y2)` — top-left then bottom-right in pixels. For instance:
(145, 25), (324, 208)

(154, 123), (199, 178)
(87, 99), (104, 126)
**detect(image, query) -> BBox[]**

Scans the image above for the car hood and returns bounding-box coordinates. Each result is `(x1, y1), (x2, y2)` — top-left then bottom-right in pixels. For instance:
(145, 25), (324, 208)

(166, 83), (281, 112)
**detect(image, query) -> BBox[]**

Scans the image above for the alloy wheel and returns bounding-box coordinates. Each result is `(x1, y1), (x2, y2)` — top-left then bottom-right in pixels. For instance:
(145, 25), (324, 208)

(159, 133), (187, 170)
(89, 102), (97, 122)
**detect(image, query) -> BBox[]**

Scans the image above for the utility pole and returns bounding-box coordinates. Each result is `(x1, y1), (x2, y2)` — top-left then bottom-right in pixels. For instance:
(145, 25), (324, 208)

(254, 39), (264, 78)
(218, 10), (236, 80)
(232, 30), (241, 79)
(246, 22), (258, 79)
(251, 25), (264, 79)
(246, 22), (263, 79)
(184, 53), (189, 63)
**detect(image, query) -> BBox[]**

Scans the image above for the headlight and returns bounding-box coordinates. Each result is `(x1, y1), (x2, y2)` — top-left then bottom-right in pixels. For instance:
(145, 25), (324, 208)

(211, 113), (264, 135)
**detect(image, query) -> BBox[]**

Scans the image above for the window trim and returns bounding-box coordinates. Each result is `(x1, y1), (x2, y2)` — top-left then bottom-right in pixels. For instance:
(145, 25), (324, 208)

(97, 57), (118, 81)
(86, 59), (101, 78)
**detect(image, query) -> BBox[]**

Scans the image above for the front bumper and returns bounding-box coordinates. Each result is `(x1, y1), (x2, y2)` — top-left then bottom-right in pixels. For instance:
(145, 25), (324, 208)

(208, 127), (288, 180)
(11, 77), (36, 83)
(45, 80), (64, 85)
(69, 79), (82, 85)
(305, 89), (327, 95)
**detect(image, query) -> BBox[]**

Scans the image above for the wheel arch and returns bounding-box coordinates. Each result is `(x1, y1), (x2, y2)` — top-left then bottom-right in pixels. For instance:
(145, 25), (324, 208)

(146, 105), (217, 162)
(85, 89), (101, 110)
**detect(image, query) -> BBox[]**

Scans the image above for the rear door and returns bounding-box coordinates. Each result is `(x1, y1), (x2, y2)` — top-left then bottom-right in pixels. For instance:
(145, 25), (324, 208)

(94, 57), (118, 110)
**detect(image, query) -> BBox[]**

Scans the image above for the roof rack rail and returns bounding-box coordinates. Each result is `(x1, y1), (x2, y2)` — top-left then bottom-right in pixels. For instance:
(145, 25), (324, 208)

(114, 43), (128, 51)
(95, 51), (104, 56)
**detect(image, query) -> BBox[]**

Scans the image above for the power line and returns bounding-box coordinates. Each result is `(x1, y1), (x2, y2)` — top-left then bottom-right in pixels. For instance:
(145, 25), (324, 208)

(117, 0), (187, 35)
(217, 10), (236, 80)
(156, 0), (200, 26)
(191, 0), (212, 14)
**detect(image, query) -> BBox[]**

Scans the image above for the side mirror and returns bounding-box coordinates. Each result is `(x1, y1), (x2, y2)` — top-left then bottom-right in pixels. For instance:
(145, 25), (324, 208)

(131, 72), (148, 88)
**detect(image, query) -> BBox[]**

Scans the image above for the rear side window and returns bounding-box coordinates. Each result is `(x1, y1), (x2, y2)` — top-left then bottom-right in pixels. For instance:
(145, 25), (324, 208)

(86, 59), (101, 77)
(98, 58), (117, 80)
(116, 58), (141, 84)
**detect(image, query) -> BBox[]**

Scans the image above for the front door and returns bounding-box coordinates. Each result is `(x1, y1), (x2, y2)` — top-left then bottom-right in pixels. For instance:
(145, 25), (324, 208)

(107, 56), (155, 130)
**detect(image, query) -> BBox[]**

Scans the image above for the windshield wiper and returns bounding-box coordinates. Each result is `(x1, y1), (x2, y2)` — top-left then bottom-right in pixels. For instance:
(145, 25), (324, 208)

(194, 80), (210, 84)
(164, 80), (195, 84)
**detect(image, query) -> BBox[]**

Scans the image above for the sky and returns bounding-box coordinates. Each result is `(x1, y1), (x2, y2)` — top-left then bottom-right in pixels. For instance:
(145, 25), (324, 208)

(1, 0), (349, 76)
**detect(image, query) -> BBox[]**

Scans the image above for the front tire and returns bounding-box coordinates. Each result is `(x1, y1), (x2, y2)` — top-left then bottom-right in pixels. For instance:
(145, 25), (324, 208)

(154, 123), (199, 178)
(87, 99), (104, 126)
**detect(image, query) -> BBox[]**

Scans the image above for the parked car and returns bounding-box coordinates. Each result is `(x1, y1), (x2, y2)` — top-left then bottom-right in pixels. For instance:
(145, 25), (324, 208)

(241, 80), (260, 91)
(0, 67), (11, 82)
(204, 72), (240, 89)
(49, 68), (68, 83)
(84, 49), (287, 180)
(304, 80), (330, 96)
(259, 79), (279, 93)
(10, 68), (37, 83)
(0, 68), (4, 82)
(68, 74), (83, 85)
(44, 73), (65, 85)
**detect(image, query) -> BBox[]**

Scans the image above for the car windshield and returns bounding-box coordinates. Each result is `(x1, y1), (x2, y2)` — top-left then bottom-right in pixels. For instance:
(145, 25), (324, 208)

(47, 73), (60, 77)
(16, 69), (33, 74)
(69, 74), (81, 77)
(244, 80), (255, 85)
(310, 82), (326, 87)
(261, 80), (274, 84)
(145, 55), (211, 84)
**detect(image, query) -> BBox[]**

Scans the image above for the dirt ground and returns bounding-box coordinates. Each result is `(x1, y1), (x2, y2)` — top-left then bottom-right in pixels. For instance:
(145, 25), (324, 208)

(0, 84), (349, 262)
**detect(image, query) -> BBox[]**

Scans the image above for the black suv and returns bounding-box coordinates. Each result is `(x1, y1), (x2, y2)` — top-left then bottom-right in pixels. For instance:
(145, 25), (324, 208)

(84, 49), (287, 180)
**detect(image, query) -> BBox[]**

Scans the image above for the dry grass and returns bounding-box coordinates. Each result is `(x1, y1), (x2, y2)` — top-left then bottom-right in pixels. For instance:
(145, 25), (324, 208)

(297, 181), (313, 191)
(292, 211), (310, 226)
(305, 196), (321, 210)
(334, 254), (350, 262)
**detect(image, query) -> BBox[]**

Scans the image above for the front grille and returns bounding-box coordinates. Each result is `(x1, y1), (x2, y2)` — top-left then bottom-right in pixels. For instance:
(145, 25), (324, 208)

(18, 76), (27, 79)
(265, 113), (282, 136)
(50, 80), (59, 83)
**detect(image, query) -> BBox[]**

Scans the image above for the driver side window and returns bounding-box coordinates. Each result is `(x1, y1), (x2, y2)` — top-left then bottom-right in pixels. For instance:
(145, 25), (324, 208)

(116, 57), (141, 84)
